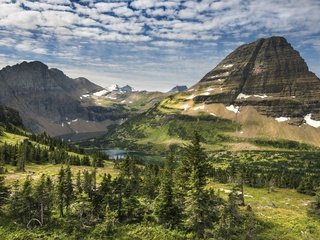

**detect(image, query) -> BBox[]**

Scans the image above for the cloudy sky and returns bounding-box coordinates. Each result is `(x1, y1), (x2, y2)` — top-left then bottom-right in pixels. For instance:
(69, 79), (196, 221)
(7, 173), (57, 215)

(0, 0), (319, 91)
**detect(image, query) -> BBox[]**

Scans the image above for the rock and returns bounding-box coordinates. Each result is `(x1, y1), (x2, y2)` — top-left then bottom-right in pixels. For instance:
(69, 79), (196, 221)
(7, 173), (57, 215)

(193, 36), (320, 121)
(169, 85), (188, 93)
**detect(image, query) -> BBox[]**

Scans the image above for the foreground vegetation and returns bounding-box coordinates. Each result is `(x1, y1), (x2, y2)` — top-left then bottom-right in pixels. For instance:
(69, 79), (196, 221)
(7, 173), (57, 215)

(1, 115), (320, 239)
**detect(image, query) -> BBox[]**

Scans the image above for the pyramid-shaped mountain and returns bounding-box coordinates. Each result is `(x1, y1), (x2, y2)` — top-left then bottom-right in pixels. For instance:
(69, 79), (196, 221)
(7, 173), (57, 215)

(191, 36), (320, 121)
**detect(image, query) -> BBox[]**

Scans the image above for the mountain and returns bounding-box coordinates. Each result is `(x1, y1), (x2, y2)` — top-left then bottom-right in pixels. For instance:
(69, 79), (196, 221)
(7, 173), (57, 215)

(101, 36), (320, 150)
(169, 85), (188, 93)
(191, 36), (320, 122)
(0, 61), (129, 138)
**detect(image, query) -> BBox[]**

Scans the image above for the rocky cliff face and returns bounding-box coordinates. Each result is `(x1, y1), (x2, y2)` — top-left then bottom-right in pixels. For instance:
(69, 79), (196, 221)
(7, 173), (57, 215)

(0, 61), (114, 136)
(192, 36), (320, 122)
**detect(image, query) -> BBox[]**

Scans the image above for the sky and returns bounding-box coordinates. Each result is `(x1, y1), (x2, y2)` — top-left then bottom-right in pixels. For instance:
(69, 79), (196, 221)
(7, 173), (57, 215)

(0, 0), (319, 92)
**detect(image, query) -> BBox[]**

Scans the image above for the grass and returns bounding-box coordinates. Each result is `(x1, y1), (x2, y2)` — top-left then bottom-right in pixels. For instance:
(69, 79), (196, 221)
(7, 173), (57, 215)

(0, 132), (27, 145)
(210, 182), (320, 240)
(2, 161), (118, 184)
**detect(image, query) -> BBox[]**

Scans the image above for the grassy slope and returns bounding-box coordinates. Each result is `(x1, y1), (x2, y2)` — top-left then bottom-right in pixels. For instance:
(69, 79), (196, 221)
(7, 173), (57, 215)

(211, 182), (320, 240)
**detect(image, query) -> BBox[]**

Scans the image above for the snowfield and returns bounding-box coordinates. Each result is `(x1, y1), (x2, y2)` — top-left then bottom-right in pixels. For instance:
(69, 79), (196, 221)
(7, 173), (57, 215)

(275, 117), (290, 122)
(304, 114), (320, 128)
(93, 89), (108, 96)
(226, 105), (239, 113)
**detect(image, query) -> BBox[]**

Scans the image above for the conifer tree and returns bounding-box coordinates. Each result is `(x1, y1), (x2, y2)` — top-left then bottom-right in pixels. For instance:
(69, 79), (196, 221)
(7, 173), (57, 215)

(57, 166), (65, 217)
(34, 175), (54, 225)
(76, 170), (82, 194)
(0, 175), (9, 208)
(64, 165), (73, 213)
(154, 151), (180, 228)
(182, 132), (212, 238)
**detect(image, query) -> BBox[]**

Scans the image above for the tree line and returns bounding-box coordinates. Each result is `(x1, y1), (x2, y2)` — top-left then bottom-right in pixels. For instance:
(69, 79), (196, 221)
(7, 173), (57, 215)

(212, 158), (320, 196)
(0, 139), (106, 174)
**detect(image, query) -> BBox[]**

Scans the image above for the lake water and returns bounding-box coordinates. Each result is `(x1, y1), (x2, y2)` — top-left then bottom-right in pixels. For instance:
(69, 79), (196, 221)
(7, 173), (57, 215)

(102, 148), (165, 164)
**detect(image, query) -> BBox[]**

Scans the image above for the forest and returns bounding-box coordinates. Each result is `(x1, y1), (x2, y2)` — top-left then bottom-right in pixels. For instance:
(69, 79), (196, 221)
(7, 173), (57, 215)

(0, 126), (320, 239)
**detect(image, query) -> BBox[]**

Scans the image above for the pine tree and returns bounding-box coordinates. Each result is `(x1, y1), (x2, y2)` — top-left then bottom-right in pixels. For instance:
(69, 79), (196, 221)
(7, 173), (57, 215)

(9, 177), (34, 224)
(57, 166), (65, 217)
(76, 170), (82, 194)
(154, 151), (180, 228)
(0, 175), (9, 208)
(182, 132), (212, 238)
(34, 175), (54, 225)
(64, 165), (73, 213)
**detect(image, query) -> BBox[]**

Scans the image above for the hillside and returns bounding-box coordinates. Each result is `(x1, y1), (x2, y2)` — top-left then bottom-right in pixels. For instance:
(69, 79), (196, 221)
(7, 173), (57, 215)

(100, 36), (320, 151)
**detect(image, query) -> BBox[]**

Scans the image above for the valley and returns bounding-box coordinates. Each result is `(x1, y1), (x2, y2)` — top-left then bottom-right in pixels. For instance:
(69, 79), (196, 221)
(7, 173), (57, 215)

(0, 36), (320, 240)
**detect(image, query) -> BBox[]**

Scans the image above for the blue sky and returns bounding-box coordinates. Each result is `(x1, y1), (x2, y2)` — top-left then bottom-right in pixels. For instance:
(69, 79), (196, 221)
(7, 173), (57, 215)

(0, 0), (319, 91)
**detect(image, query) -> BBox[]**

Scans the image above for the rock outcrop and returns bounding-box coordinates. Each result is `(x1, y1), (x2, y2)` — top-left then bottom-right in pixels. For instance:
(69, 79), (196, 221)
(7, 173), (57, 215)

(192, 36), (320, 122)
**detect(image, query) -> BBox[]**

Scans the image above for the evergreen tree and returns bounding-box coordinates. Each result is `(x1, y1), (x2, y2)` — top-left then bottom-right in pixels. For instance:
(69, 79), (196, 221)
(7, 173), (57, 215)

(182, 132), (212, 238)
(154, 152), (180, 228)
(0, 175), (9, 208)
(64, 165), (73, 213)
(76, 170), (83, 194)
(34, 175), (54, 225)
(57, 166), (65, 217)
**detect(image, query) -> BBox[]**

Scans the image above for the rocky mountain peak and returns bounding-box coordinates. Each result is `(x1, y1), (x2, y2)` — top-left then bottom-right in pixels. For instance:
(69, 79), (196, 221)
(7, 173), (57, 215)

(191, 36), (320, 120)
(169, 85), (188, 93)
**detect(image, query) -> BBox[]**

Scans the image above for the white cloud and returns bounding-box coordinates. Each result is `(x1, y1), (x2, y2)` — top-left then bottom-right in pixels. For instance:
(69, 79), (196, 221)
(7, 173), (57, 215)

(152, 41), (184, 47)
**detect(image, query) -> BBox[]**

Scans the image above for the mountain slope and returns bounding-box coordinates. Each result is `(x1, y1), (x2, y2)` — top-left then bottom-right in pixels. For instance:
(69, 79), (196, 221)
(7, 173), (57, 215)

(191, 36), (320, 122)
(102, 36), (320, 149)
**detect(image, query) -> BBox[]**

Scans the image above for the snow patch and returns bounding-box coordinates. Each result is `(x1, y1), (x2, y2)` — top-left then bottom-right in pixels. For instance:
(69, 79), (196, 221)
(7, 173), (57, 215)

(208, 72), (229, 79)
(107, 84), (119, 92)
(80, 96), (83, 99)
(304, 114), (320, 128)
(200, 92), (210, 96)
(210, 113), (216, 116)
(253, 94), (268, 99)
(82, 94), (90, 98)
(226, 105), (239, 113)
(121, 100), (126, 103)
(61, 123), (64, 127)
(237, 93), (251, 99)
(291, 96), (296, 98)
(187, 88), (194, 92)
(223, 64), (233, 68)
(128, 101), (133, 104)
(206, 87), (215, 91)
(67, 121), (71, 125)
(93, 89), (108, 96)
(72, 119), (78, 123)
(275, 117), (290, 122)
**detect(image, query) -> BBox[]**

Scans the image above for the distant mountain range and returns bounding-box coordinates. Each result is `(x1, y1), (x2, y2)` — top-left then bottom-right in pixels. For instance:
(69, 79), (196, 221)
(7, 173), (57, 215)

(0, 62), (171, 139)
